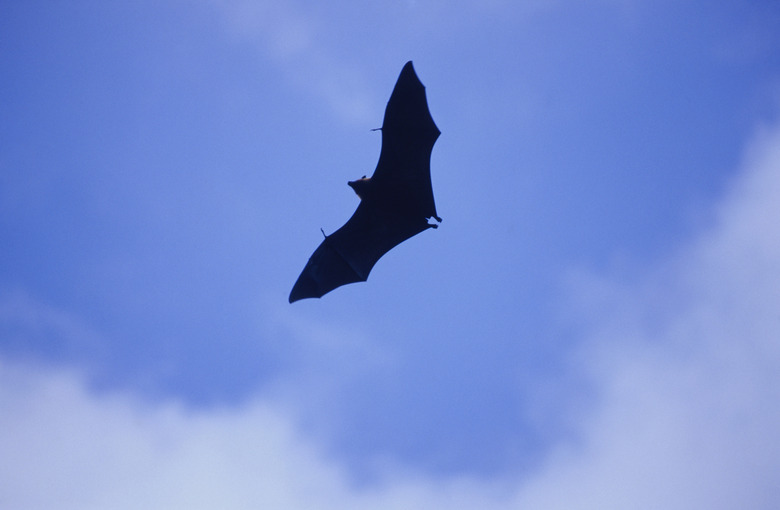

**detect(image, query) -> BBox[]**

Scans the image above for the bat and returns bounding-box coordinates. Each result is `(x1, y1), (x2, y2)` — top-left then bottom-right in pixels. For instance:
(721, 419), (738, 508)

(289, 61), (441, 303)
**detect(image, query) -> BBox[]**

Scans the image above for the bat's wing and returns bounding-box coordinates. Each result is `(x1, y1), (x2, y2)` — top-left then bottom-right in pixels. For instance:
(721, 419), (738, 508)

(288, 201), (433, 302)
(372, 61), (441, 221)
(289, 61), (440, 303)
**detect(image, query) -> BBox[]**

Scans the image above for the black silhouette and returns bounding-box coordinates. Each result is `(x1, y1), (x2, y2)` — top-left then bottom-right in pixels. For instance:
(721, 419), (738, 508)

(289, 61), (441, 303)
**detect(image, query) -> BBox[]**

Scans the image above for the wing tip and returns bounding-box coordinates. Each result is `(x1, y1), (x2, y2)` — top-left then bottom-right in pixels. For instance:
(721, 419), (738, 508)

(400, 61), (420, 85)
(289, 289), (321, 303)
(289, 238), (367, 303)
(289, 272), (322, 303)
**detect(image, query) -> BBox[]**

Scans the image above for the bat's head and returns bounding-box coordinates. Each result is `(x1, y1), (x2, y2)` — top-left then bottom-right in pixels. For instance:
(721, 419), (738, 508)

(347, 176), (371, 199)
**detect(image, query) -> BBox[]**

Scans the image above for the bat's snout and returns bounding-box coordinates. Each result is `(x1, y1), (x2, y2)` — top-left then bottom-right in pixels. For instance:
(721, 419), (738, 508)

(347, 176), (371, 199)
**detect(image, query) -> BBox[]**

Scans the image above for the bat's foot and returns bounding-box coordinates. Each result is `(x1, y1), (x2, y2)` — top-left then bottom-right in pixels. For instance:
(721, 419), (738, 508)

(434, 215), (442, 223)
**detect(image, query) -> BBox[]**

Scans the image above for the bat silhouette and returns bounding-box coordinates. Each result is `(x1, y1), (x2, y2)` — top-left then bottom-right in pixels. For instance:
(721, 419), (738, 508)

(289, 61), (441, 303)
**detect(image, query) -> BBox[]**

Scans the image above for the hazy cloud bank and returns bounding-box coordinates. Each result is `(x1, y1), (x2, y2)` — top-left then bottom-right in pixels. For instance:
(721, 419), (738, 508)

(2, 122), (779, 508)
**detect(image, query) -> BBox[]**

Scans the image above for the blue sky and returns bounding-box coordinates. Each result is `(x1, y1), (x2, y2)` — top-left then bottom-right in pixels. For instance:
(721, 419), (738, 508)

(2, 0), (779, 507)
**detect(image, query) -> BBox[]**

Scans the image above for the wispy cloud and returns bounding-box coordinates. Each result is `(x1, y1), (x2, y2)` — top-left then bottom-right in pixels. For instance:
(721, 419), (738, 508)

(208, 0), (374, 124)
(0, 290), (107, 365)
(2, 120), (780, 507)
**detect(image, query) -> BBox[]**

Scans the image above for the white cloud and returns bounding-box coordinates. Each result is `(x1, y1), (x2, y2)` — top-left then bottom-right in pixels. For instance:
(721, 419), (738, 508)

(516, 121), (780, 509)
(0, 359), (511, 510)
(2, 122), (780, 507)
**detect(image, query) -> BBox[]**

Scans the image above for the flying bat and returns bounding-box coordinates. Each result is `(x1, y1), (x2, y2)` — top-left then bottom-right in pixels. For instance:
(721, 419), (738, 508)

(289, 61), (441, 303)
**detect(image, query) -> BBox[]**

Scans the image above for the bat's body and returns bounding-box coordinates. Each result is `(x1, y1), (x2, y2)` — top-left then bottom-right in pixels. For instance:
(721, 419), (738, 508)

(289, 61), (440, 303)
